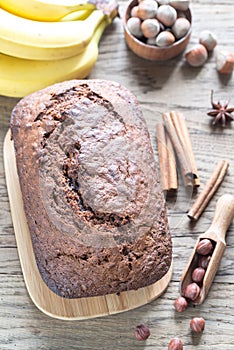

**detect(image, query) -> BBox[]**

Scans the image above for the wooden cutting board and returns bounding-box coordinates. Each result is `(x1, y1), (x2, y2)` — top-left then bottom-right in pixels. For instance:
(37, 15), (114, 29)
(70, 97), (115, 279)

(3, 129), (172, 320)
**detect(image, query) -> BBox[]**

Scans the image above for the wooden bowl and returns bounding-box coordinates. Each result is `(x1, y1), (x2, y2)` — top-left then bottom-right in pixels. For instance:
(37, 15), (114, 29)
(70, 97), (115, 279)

(124, 0), (192, 61)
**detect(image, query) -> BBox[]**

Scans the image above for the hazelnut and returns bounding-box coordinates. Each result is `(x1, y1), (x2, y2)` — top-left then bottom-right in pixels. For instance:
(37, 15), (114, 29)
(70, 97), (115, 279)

(198, 255), (211, 269)
(185, 44), (208, 67)
(168, 338), (183, 350)
(137, 0), (158, 20)
(173, 296), (188, 312)
(127, 17), (143, 38)
(130, 6), (139, 17)
(172, 17), (190, 39)
(134, 324), (150, 341)
(169, 0), (190, 11)
(141, 19), (160, 38)
(190, 317), (205, 333)
(156, 31), (175, 47)
(196, 239), (213, 255)
(184, 282), (200, 301)
(191, 267), (206, 283)
(199, 30), (217, 51)
(216, 50), (234, 74)
(156, 5), (177, 27)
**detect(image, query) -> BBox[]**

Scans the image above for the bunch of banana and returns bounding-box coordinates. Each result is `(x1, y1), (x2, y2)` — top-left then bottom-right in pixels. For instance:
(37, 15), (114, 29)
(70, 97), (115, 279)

(0, 0), (118, 97)
(0, 3), (118, 60)
(0, 18), (110, 97)
(1, 0), (103, 21)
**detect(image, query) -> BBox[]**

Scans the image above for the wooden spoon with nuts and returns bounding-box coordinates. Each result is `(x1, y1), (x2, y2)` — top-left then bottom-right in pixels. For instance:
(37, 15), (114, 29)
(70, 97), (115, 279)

(180, 194), (234, 305)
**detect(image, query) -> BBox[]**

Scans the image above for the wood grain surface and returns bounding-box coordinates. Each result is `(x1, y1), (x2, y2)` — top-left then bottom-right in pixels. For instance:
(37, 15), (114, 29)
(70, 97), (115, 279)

(0, 0), (234, 349)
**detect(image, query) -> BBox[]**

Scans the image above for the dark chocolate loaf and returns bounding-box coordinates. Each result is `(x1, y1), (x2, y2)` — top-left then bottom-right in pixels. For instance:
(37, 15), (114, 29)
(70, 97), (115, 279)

(11, 80), (172, 298)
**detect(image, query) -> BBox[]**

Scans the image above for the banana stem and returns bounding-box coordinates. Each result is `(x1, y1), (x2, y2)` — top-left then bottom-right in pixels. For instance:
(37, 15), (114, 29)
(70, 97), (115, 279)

(85, 4), (118, 28)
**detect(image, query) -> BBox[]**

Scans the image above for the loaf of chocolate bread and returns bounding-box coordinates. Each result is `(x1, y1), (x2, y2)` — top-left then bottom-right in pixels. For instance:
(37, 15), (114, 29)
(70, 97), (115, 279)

(11, 80), (172, 298)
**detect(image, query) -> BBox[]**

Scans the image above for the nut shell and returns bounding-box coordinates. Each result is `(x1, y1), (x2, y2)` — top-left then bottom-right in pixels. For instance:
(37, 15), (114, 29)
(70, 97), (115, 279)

(190, 317), (205, 333)
(156, 31), (175, 47)
(135, 324), (150, 341)
(172, 17), (190, 39)
(198, 255), (211, 270)
(137, 0), (158, 20)
(127, 17), (143, 38)
(173, 296), (188, 312)
(131, 6), (139, 17)
(199, 30), (217, 51)
(216, 50), (234, 74)
(156, 4), (177, 27)
(168, 338), (183, 350)
(196, 239), (213, 255)
(192, 267), (206, 283)
(184, 282), (200, 301)
(185, 44), (208, 67)
(141, 19), (160, 38)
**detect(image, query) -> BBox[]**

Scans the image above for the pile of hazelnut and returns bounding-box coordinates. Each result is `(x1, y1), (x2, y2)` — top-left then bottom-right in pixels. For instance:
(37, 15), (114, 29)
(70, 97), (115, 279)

(174, 238), (215, 311)
(183, 238), (214, 303)
(134, 239), (215, 348)
(126, 0), (191, 48)
(185, 30), (217, 67)
(168, 238), (215, 348)
(185, 30), (234, 74)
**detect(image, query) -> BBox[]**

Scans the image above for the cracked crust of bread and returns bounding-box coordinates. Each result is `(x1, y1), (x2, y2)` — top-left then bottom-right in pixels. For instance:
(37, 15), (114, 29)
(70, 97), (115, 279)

(11, 79), (172, 298)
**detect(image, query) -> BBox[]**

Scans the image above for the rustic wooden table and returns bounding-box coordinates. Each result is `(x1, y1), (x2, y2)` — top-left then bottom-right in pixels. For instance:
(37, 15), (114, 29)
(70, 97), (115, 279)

(0, 1), (234, 349)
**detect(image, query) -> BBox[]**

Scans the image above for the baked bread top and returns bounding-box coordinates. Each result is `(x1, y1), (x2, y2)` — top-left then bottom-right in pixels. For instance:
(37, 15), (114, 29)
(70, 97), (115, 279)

(11, 79), (172, 298)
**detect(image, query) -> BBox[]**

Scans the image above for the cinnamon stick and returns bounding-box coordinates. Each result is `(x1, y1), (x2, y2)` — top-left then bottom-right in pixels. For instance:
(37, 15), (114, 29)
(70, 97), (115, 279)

(156, 123), (178, 191)
(170, 111), (200, 187)
(162, 112), (194, 188)
(156, 123), (169, 191)
(165, 131), (178, 190)
(187, 160), (229, 220)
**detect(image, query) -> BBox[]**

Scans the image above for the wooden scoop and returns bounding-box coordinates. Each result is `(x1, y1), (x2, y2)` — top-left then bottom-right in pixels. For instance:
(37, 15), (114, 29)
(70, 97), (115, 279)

(180, 194), (234, 305)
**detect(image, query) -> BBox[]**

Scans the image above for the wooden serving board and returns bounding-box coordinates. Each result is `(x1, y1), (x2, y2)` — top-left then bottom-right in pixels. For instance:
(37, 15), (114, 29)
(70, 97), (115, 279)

(3, 129), (172, 320)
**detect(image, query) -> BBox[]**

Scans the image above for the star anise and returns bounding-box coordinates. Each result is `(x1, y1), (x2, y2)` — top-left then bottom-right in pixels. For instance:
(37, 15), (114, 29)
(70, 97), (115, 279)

(207, 90), (234, 126)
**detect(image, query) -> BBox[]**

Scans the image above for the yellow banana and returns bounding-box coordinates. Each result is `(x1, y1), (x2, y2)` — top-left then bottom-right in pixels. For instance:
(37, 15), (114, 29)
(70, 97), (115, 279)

(60, 9), (94, 21)
(0, 18), (109, 97)
(0, 0), (97, 22)
(0, 6), (117, 60)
